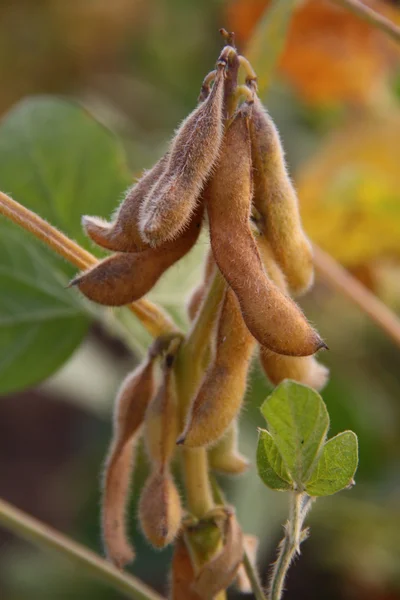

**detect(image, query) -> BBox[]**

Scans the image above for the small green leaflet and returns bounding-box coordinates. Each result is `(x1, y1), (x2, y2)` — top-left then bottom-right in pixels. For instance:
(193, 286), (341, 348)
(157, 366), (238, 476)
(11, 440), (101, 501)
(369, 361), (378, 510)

(257, 429), (292, 491)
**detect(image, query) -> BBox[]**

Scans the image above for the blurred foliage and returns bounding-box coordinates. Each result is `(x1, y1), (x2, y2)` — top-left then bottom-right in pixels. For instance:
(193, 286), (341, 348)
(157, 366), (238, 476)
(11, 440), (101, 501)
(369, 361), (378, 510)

(0, 1), (400, 600)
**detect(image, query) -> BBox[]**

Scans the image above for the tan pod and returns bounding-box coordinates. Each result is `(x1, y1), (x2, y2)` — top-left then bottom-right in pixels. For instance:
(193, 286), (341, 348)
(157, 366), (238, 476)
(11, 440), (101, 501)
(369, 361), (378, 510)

(139, 60), (226, 247)
(138, 470), (182, 549)
(83, 155), (169, 252)
(208, 420), (249, 475)
(206, 106), (324, 356)
(178, 289), (255, 448)
(186, 249), (216, 321)
(102, 357), (156, 567)
(249, 95), (314, 295)
(71, 204), (204, 306)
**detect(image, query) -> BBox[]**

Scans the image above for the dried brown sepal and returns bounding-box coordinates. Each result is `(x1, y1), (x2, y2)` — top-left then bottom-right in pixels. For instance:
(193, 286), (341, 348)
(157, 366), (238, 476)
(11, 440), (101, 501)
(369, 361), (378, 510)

(187, 250), (216, 321)
(192, 512), (244, 599)
(138, 470), (182, 549)
(255, 229), (329, 391)
(178, 289), (255, 448)
(170, 536), (203, 600)
(206, 105), (324, 357)
(208, 420), (249, 475)
(144, 361), (179, 469)
(249, 94), (314, 295)
(236, 535), (259, 593)
(82, 155), (169, 253)
(102, 357), (156, 568)
(71, 204), (204, 306)
(139, 52), (229, 247)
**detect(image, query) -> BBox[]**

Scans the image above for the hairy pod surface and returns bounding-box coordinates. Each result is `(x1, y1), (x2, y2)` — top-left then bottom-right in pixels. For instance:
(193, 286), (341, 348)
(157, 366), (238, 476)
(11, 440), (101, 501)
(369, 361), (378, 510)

(71, 204), (204, 306)
(249, 95), (314, 295)
(144, 364), (179, 469)
(208, 420), (249, 475)
(255, 231), (328, 390)
(178, 289), (255, 448)
(170, 536), (203, 600)
(83, 155), (169, 253)
(192, 512), (244, 599)
(139, 64), (225, 246)
(187, 250), (216, 321)
(206, 106), (324, 356)
(138, 471), (182, 549)
(102, 358), (155, 568)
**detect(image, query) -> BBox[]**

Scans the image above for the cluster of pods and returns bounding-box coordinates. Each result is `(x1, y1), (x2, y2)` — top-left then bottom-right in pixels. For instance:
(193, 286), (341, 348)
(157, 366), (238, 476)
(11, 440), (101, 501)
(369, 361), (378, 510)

(72, 38), (328, 598)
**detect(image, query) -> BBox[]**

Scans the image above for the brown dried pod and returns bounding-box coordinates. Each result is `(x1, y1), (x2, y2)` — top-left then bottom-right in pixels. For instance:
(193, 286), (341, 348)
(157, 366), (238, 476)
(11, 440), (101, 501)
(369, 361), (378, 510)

(249, 94), (314, 295)
(178, 289), (255, 448)
(208, 420), (249, 475)
(102, 357), (155, 568)
(138, 470), (182, 549)
(187, 250), (216, 321)
(192, 512), (244, 599)
(144, 362), (179, 469)
(71, 204), (204, 306)
(170, 536), (203, 600)
(206, 105), (324, 357)
(83, 155), (169, 253)
(255, 229), (329, 391)
(139, 55), (228, 247)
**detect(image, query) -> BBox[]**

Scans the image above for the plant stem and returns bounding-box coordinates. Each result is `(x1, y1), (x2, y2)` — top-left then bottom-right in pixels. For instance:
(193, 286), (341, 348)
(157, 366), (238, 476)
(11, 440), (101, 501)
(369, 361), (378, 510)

(331, 0), (400, 43)
(0, 498), (165, 600)
(242, 551), (267, 600)
(269, 492), (310, 600)
(0, 190), (177, 338)
(182, 449), (215, 518)
(313, 244), (400, 350)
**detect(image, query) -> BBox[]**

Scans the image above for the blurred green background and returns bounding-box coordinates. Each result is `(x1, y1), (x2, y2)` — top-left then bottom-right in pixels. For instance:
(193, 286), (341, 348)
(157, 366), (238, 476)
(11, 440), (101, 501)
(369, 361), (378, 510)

(0, 0), (400, 599)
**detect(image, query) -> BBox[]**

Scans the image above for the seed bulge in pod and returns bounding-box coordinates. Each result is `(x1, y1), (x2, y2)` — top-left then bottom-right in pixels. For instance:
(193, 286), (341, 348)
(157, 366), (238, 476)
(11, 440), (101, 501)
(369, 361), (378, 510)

(144, 363), (179, 469)
(102, 356), (155, 568)
(178, 289), (255, 448)
(139, 58), (227, 247)
(206, 105), (325, 357)
(71, 204), (204, 306)
(138, 470), (182, 549)
(208, 420), (249, 475)
(249, 94), (314, 295)
(83, 154), (169, 252)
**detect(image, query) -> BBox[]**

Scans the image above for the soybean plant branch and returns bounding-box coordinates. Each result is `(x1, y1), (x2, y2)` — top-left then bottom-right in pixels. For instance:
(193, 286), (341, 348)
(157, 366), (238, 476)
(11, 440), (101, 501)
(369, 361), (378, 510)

(332, 0), (400, 44)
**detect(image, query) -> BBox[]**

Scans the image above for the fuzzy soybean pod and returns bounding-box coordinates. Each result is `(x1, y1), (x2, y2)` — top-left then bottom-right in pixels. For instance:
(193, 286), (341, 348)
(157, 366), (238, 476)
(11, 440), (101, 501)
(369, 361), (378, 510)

(83, 154), (168, 253)
(102, 356), (156, 568)
(170, 536), (203, 600)
(206, 106), (325, 357)
(255, 231), (329, 391)
(249, 95), (314, 296)
(144, 362), (179, 470)
(71, 204), (204, 306)
(138, 470), (182, 549)
(178, 289), (255, 448)
(208, 419), (249, 475)
(139, 57), (227, 247)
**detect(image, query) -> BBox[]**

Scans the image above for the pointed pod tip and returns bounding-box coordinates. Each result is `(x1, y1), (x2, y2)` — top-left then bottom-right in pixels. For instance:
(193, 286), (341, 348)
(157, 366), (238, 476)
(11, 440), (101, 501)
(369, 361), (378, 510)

(176, 435), (186, 446)
(68, 276), (81, 288)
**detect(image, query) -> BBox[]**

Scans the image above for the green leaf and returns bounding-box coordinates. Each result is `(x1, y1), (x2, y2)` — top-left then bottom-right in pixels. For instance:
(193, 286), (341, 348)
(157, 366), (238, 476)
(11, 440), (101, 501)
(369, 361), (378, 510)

(0, 226), (90, 394)
(305, 431), (359, 497)
(246, 0), (298, 95)
(0, 96), (133, 392)
(257, 429), (292, 491)
(261, 380), (329, 486)
(0, 96), (132, 259)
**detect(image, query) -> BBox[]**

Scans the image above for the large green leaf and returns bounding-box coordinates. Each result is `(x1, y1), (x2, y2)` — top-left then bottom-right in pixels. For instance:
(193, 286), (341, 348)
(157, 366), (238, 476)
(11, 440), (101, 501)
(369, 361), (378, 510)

(0, 96), (133, 393)
(257, 429), (292, 491)
(305, 431), (359, 497)
(246, 0), (299, 95)
(261, 380), (329, 486)
(0, 96), (132, 257)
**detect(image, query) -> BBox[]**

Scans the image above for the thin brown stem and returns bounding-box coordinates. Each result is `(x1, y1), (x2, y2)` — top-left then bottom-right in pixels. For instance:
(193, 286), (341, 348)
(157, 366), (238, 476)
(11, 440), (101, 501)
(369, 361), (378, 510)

(0, 498), (165, 600)
(331, 0), (400, 43)
(313, 244), (400, 349)
(0, 191), (178, 338)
